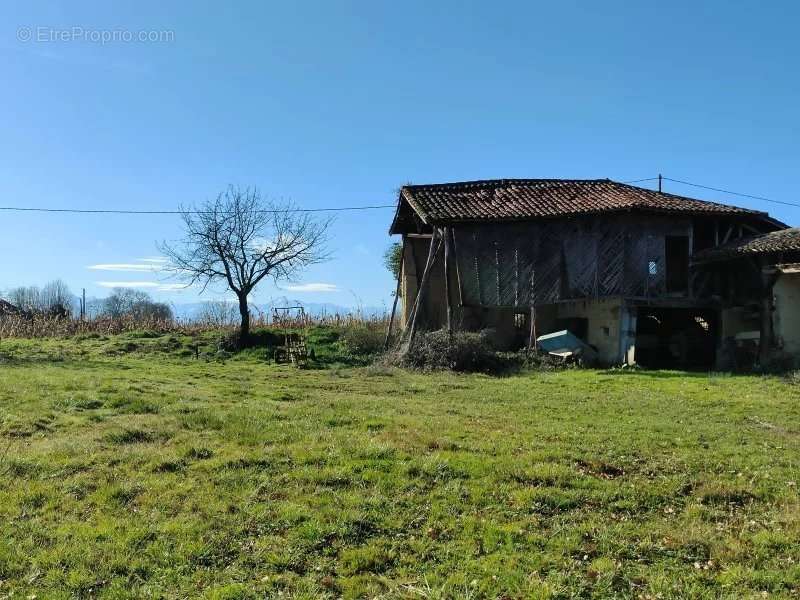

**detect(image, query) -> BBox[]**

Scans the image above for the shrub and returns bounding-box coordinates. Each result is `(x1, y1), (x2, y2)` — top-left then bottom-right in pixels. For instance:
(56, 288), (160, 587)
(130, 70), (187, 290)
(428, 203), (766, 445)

(217, 330), (244, 352)
(757, 351), (797, 375)
(125, 330), (162, 339)
(218, 328), (290, 352)
(395, 330), (499, 373)
(516, 348), (572, 371)
(246, 329), (284, 348)
(340, 326), (384, 356)
(385, 330), (570, 374)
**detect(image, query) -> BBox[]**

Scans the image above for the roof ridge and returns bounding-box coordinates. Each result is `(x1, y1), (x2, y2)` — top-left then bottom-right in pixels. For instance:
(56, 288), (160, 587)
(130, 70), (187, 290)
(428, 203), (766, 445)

(403, 178), (608, 190)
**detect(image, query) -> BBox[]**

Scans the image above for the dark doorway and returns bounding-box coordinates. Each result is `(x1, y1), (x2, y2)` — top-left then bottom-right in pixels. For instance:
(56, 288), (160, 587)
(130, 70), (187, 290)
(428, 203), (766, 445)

(665, 236), (690, 294)
(554, 317), (588, 341)
(634, 307), (717, 369)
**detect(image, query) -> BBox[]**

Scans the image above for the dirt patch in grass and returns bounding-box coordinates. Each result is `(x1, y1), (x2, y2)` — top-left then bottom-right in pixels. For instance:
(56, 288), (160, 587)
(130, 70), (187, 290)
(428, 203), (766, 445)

(576, 458), (626, 479)
(104, 428), (169, 445)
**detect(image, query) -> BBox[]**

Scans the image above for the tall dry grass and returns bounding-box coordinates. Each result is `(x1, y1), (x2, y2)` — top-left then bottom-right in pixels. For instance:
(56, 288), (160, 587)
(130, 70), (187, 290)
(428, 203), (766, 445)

(0, 310), (389, 339)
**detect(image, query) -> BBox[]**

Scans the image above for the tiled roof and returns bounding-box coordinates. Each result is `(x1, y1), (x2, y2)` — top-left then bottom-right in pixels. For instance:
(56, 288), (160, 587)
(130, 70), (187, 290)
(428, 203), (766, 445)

(692, 227), (800, 264)
(390, 179), (776, 233)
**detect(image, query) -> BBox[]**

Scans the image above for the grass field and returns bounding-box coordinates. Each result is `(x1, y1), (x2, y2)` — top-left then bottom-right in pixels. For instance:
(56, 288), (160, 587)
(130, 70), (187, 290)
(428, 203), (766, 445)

(1, 332), (799, 599)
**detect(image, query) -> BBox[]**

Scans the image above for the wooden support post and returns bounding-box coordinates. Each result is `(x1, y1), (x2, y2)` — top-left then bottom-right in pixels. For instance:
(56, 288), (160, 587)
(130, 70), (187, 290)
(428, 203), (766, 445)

(443, 227), (453, 334)
(384, 242), (405, 350)
(473, 231), (482, 305)
(451, 227), (464, 307)
(513, 244), (520, 307)
(758, 293), (774, 366)
(722, 225), (734, 245)
(527, 267), (537, 352)
(405, 231), (442, 347)
(494, 242), (501, 305)
(528, 305), (537, 352)
(758, 262), (779, 367)
(688, 222), (694, 298)
(409, 236), (420, 291)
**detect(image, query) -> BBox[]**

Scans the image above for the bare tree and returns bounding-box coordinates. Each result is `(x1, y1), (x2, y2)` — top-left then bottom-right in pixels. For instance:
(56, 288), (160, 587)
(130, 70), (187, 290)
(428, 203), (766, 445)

(7, 286), (41, 312)
(160, 186), (330, 339)
(101, 288), (173, 321)
(41, 279), (73, 317)
(198, 300), (238, 328)
(6, 280), (72, 316)
(103, 288), (151, 319)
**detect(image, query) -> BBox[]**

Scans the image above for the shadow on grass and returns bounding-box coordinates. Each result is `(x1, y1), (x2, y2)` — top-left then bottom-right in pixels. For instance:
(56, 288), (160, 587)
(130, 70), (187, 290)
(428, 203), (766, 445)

(598, 368), (734, 379)
(0, 353), (116, 370)
(230, 326), (376, 369)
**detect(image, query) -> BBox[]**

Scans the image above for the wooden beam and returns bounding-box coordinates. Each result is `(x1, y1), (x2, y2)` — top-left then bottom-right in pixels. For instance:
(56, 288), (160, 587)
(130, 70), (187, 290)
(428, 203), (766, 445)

(758, 259), (780, 366)
(494, 242), (501, 305)
(527, 264), (536, 352)
(742, 223), (760, 235)
(528, 305), (537, 352)
(405, 231), (442, 347)
(688, 222), (695, 298)
(443, 227), (453, 334)
(451, 228), (465, 307)
(409, 236), (420, 292)
(473, 231), (482, 305)
(722, 225), (734, 245)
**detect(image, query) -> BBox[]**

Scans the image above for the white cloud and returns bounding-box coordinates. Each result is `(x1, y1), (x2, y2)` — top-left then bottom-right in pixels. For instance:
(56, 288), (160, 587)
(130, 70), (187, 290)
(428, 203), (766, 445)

(88, 263), (163, 272)
(97, 281), (159, 289)
(96, 281), (190, 292)
(283, 283), (339, 293)
(136, 257), (169, 264)
(88, 257), (171, 272)
(156, 283), (191, 292)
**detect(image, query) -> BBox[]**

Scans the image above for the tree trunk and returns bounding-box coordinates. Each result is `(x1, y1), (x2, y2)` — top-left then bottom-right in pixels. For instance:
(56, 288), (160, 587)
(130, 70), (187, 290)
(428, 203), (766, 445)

(238, 294), (250, 340)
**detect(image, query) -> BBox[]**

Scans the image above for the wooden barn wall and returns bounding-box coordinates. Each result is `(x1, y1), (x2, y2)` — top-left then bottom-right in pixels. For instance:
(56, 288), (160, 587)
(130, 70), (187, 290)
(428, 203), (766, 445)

(452, 214), (690, 308)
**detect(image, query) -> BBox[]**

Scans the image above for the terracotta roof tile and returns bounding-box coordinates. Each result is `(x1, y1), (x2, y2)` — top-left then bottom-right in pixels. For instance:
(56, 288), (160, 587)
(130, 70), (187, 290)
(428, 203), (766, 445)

(390, 179), (774, 233)
(692, 227), (800, 263)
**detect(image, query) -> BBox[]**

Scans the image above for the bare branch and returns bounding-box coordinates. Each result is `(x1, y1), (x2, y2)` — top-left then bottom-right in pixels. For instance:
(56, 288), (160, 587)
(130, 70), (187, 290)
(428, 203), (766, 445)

(159, 186), (331, 338)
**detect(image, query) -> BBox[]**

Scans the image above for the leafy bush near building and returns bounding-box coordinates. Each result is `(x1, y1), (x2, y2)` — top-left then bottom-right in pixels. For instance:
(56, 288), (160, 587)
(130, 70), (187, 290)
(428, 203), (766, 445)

(392, 330), (500, 373)
(339, 325), (384, 356)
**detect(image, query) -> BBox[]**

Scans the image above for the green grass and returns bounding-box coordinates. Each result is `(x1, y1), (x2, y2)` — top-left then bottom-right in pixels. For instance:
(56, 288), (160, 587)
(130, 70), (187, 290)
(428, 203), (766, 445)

(0, 333), (799, 598)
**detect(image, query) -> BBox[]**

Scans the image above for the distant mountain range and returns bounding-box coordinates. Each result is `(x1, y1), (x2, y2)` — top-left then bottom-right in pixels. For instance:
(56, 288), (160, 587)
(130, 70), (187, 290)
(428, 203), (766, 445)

(63, 294), (387, 321)
(169, 298), (387, 321)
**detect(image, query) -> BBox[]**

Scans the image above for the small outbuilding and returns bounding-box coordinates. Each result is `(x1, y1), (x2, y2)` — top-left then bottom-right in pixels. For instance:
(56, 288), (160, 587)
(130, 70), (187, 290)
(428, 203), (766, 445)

(692, 228), (800, 368)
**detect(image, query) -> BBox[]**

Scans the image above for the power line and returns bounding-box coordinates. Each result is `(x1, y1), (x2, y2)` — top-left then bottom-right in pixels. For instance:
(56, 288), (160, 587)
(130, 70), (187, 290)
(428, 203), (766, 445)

(661, 177), (800, 210)
(0, 204), (396, 215)
(0, 176), (796, 215)
(622, 177), (659, 184)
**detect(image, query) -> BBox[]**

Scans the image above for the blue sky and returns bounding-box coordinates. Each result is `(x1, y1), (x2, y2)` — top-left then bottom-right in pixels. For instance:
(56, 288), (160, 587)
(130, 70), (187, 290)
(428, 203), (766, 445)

(1, 1), (798, 308)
